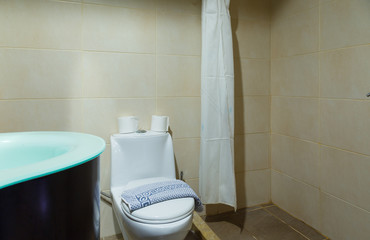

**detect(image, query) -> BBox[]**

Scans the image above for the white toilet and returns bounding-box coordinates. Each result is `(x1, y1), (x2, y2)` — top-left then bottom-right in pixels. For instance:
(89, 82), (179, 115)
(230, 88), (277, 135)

(110, 131), (195, 240)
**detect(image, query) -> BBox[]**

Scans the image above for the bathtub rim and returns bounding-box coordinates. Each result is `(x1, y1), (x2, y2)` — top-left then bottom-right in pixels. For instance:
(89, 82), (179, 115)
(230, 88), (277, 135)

(0, 131), (105, 190)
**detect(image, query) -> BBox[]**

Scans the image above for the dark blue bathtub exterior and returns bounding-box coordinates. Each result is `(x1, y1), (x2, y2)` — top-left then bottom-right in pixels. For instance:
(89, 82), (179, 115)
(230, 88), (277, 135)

(0, 157), (100, 240)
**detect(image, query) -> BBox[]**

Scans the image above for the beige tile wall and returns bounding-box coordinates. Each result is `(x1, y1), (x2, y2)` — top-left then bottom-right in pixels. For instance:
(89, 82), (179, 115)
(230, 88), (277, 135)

(0, 0), (200, 237)
(228, 0), (271, 213)
(3, 0), (369, 239)
(271, 0), (370, 239)
(0, 0), (271, 237)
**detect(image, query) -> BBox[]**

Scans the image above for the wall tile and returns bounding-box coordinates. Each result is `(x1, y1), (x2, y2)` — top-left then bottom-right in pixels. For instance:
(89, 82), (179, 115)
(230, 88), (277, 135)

(235, 58), (270, 96)
(272, 0), (319, 21)
(0, 0), (81, 49)
(156, 11), (201, 55)
(0, 100), (83, 132)
(235, 96), (270, 134)
(60, 0), (82, 2)
(320, 45), (370, 99)
(320, 99), (370, 155)
(157, 55), (200, 97)
(270, 1), (370, 239)
(173, 138), (200, 179)
(271, 170), (320, 229)
(271, 134), (319, 187)
(100, 201), (121, 238)
(320, 193), (370, 240)
(232, 18), (270, 59)
(157, 97), (201, 139)
(185, 178), (200, 196)
(271, 7), (319, 58)
(235, 133), (270, 172)
(230, 0), (270, 21)
(319, 0), (334, 3)
(83, 52), (155, 98)
(83, 0), (157, 9)
(271, 53), (319, 97)
(271, 96), (319, 141)
(83, 4), (156, 53)
(320, 0), (370, 50)
(100, 143), (111, 191)
(157, 0), (201, 15)
(0, 49), (82, 99)
(236, 169), (271, 208)
(0, 0), (272, 237)
(320, 146), (370, 212)
(82, 98), (156, 143)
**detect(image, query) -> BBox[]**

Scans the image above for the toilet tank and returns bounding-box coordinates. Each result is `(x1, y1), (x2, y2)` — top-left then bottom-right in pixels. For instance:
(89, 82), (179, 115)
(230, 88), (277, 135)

(110, 131), (176, 188)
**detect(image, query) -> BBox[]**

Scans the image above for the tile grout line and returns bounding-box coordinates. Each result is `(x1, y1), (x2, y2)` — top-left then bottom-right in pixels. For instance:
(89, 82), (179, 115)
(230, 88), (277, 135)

(270, 95), (370, 101)
(271, 168), (370, 215)
(265, 205), (329, 240)
(206, 204), (327, 240)
(2, 45), (368, 60)
(271, 4), (320, 23)
(0, 96), (206, 101)
(271, 42), (370, 60)
(269, 0), (273, 206)
(81, 1), (201, 17)
(270, 132), (370, 158)
(263, 207), (311, 240)
(0, 47), (202, 58)
(271, 169), (319, 190)
(318, 2), (323, 232)
(320, 191), (370, 215)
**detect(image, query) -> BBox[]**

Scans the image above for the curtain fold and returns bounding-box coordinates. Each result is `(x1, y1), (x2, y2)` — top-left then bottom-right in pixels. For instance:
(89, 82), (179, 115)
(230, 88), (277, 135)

(199, 0), (236, 209)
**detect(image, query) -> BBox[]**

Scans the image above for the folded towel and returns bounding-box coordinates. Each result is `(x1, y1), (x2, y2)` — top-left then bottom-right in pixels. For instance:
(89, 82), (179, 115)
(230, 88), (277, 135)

(121, 179), (203, 212)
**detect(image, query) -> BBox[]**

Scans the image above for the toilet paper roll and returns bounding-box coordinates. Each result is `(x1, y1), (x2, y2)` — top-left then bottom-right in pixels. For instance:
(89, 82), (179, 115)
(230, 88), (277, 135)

(118, 116), (139, 134)
(151, 115), (169, 132)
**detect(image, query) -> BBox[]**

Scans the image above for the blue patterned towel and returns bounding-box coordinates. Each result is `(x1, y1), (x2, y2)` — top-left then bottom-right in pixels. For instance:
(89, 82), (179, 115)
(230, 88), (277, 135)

(121, 180), (203, 212)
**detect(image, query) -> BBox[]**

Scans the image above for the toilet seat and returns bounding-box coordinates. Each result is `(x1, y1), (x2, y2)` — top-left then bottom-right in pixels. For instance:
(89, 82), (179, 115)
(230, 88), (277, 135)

(117, 177), (195, 224)
(121, 197), (194, 224)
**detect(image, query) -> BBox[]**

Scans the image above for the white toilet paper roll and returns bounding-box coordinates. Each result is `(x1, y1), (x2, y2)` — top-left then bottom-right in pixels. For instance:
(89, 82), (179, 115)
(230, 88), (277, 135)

(151, 115), (169, 132)
(118, 116), (139, 134)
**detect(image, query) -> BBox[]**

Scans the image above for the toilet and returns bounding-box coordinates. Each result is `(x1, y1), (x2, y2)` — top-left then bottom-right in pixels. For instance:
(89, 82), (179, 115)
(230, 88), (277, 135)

(110, 131), (195, 240)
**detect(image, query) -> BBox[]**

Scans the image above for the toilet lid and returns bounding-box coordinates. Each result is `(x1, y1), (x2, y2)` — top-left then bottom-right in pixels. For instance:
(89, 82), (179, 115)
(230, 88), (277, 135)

(121, 197), (194, 224)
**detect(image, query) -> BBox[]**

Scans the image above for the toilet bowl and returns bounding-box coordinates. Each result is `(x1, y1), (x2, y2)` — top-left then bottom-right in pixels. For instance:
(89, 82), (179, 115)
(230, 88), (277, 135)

(110, 131), (195, 240)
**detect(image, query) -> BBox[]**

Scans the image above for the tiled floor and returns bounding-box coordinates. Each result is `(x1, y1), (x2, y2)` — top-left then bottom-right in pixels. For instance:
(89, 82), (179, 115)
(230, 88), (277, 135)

(204, 204), (328, 240)
(101, 204), (328, 240)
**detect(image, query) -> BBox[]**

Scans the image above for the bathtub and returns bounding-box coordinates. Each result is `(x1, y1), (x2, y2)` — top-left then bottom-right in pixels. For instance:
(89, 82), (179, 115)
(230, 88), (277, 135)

(0, 132), (105, 240)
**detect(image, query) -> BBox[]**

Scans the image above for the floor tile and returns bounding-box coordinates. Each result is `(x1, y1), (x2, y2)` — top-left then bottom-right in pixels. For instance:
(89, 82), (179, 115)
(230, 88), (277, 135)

(206, 208), (308, 240)
(244, 209), (307, 240)
(261, 203), (275, 208)
(103, 204), (328, 240)
(246, 205), (264, 212)
(265, 206), (326, 240)
(206, 220), (257, 240)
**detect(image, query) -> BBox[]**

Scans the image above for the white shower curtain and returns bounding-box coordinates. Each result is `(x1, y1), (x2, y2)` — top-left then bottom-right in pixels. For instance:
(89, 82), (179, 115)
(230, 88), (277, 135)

(199, 0), (236, 209)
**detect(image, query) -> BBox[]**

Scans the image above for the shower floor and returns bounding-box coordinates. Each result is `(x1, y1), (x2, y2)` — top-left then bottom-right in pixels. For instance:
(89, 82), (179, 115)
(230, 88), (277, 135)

(204, 203), (328, 240)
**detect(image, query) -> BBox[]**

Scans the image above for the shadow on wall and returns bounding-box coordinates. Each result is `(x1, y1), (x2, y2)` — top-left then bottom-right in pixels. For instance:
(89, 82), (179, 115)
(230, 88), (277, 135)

(232, 13), (246, 228)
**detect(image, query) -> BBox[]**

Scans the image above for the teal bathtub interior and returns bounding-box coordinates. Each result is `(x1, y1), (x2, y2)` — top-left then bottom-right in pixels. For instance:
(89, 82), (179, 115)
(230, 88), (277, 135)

(0, 131), (105, 189)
